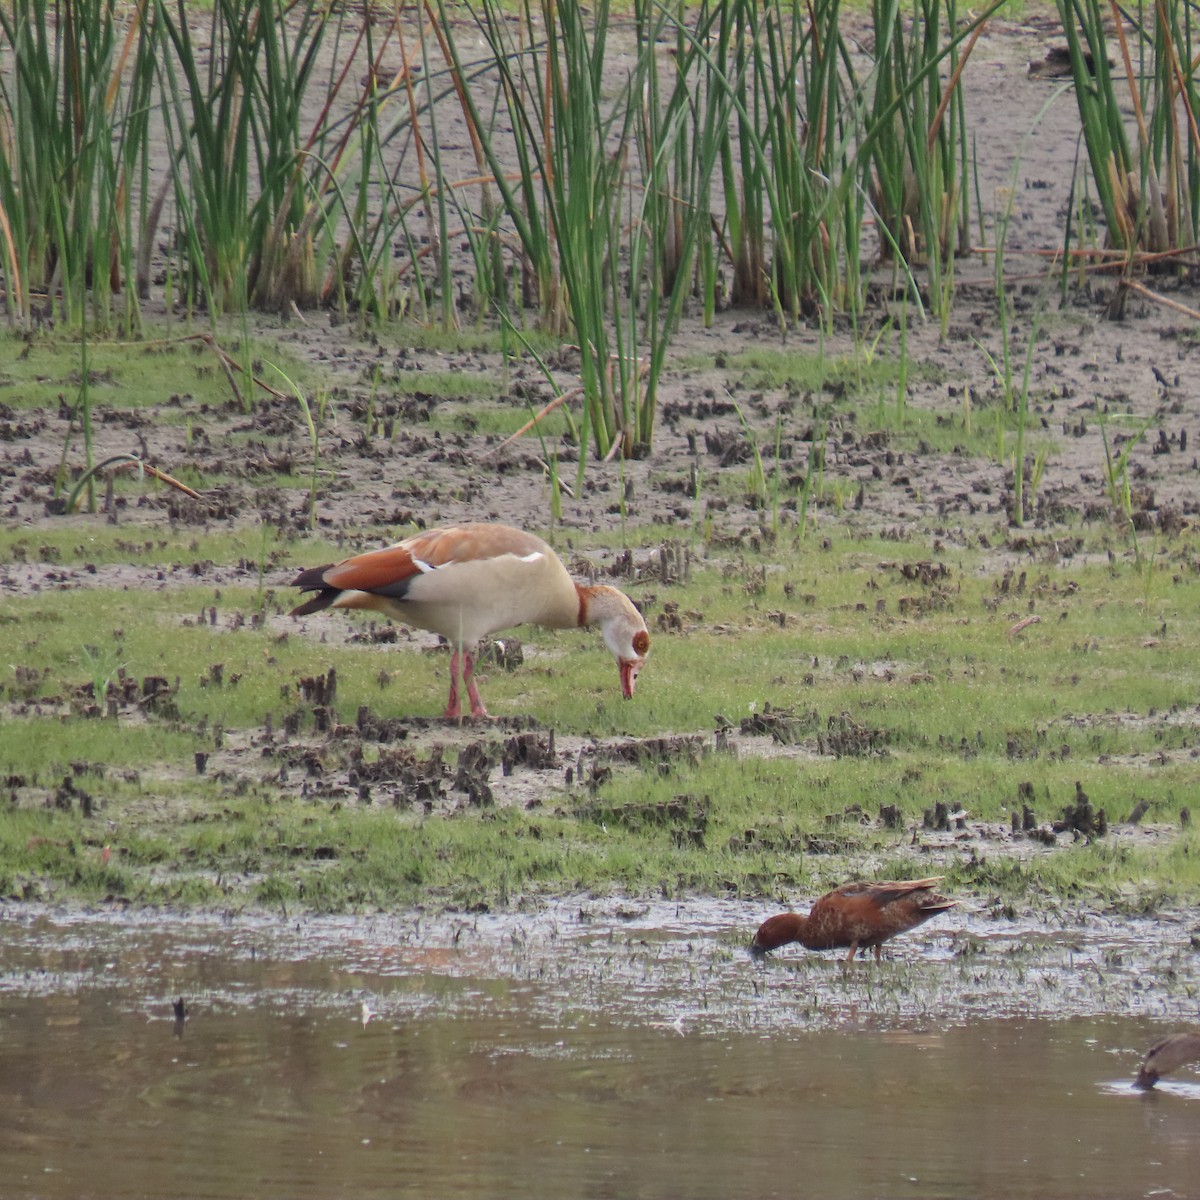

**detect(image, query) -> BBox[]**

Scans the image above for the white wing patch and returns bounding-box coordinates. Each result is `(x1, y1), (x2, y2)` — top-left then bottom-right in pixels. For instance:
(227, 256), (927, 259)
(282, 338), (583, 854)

(415, 548), (543, 577)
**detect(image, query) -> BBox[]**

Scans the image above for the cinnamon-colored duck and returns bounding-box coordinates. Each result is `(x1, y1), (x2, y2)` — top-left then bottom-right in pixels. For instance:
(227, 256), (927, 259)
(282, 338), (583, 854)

(1134, 1031), (1200, 1089)
(291, 522), (650, 718)
(750, 877), (956, 963)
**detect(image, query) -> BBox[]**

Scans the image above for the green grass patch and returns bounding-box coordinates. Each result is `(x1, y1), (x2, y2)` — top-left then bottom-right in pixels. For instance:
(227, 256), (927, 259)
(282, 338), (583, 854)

(4, 746), (1196, 911)
(3, 521), (1200, 912)
(679, 341), (1063, 470)
(0, 519), (310, 571)
(378, 369), (502, 404)
(370, 321), (565, 360)
(0, 325), (315, 413)
(701, 343), (918, 393)
(424, 398), (575, 439)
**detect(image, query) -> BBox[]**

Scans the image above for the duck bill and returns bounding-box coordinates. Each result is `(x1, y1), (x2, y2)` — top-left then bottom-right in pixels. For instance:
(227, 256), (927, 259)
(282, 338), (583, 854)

(618, 658), (643, 699)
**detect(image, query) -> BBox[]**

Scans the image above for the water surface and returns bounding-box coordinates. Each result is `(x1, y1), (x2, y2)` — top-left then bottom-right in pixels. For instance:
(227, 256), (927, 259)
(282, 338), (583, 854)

(2, 904), (1197, 1199)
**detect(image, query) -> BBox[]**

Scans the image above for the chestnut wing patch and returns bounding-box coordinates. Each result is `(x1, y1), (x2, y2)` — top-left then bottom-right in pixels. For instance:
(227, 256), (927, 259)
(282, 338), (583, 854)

(323, 546), (424, 598)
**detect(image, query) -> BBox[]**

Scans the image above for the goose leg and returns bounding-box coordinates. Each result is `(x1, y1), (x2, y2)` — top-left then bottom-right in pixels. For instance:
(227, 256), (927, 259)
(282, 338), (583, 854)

(462, 649), (489, 718)
(444, 649), (464, 719)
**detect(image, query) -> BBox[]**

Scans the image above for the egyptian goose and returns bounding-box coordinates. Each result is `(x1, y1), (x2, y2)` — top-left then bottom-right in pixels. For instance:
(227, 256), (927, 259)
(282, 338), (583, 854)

(750, 877), (956, 963)
(1135, 1031), (1200, 1088)
(290, 522), (650, 718)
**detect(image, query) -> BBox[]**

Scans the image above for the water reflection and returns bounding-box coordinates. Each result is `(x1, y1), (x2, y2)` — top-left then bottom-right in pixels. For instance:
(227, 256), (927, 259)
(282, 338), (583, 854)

(1, 904), (1197, 1200)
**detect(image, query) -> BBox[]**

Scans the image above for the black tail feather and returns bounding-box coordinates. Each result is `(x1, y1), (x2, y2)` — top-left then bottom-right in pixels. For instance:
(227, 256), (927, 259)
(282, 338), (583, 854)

(291, 590), (339, 617)
(290, 564), (338, 617)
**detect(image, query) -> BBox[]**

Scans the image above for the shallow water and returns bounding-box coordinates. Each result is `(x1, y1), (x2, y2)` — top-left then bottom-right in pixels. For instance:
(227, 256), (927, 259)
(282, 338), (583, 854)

(2, 903), (1198, 1200)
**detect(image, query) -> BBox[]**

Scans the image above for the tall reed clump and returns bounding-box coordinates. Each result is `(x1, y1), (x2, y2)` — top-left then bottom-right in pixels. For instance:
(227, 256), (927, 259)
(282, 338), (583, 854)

(434, 0), (630, 457)
(778, 0), (866, 319)
(153, 0), (399, 317)
(270, 7), (455, 323)
(1055, 0), (1200, 259)
(713, 0), (768, 310)
(153, 0), (312, 314)
(0, 0), (1018, 461)
(703, 0), (863, 322)
(435, 0), (733, 459)
(366, 0), (995, 347)
(626, 0), (739, 446)
(1151, 0), (1200, 251)
(865, 0), (995, 318)
(0, 0), (157, 328)
(429, 0), (875, 454)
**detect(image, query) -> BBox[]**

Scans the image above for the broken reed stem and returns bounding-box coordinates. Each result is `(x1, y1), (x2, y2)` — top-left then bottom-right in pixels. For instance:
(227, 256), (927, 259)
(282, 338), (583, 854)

(66, 452), (201, 512)
(927, 16), (990, 153)
(485, 387), (583, 456)
(966, 242), (1200, 286)
(969, 242), (1200, 263)
(112, 331), (292, 401)
(1007, 614), (1041, 639)
(111, 460), (201, 498)
(1119, 277), (1200, 322)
